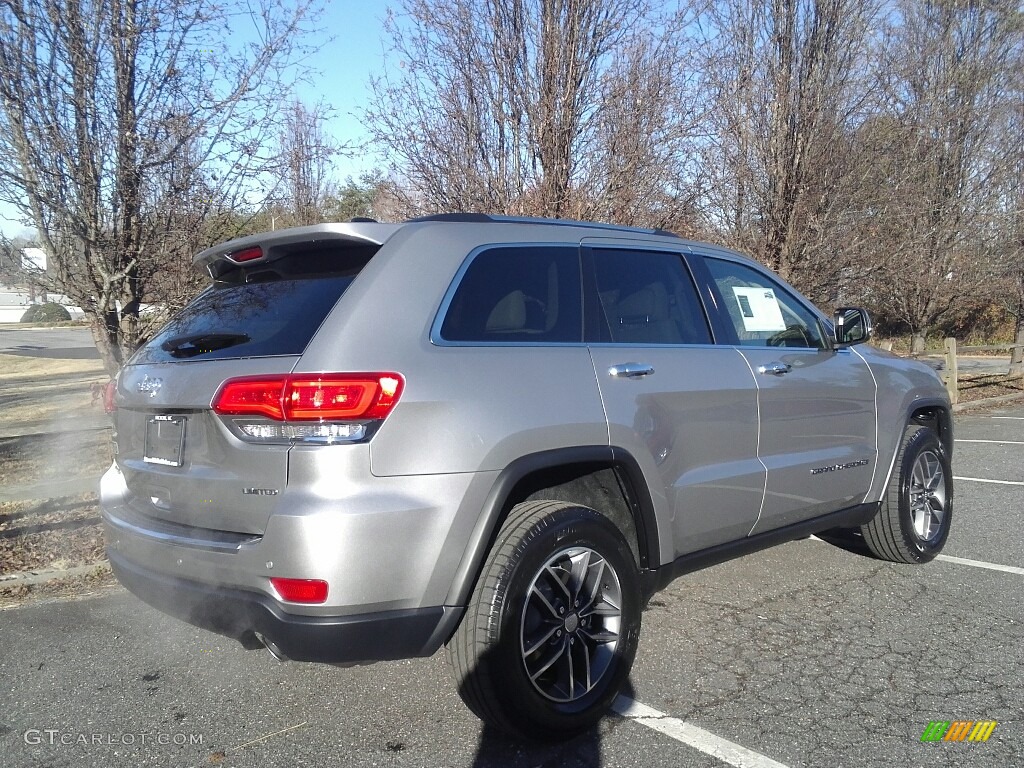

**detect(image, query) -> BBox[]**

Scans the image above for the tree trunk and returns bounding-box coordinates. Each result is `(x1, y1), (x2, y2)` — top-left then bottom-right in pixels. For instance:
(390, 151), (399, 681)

(1010, 309), (1024, 376)
(90, 312), (124, 378)
(910, 330), (928, 356)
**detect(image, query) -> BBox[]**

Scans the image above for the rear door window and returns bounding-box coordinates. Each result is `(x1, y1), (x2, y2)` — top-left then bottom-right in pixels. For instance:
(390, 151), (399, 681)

(587, 248), (712, 344)
(438, 245), (582, 343)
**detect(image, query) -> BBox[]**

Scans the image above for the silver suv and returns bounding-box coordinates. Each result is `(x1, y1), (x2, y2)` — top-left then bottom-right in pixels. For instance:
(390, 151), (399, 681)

(101, 215), (953, 739)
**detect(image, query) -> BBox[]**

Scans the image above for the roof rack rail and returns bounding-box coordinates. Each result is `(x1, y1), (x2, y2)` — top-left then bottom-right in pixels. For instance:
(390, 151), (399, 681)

(406, 212), (680, 238)
(408, 213), (494, 223)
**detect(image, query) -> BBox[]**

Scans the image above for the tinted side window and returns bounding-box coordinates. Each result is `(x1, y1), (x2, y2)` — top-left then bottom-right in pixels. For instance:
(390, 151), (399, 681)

(590, 249), (711, 345)
(440, 246), (582, 343)
(705, 257), (826, 349)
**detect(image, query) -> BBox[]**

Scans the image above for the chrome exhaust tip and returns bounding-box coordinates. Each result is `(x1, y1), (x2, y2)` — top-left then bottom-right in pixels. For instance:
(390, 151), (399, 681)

(254, 632), (288, 662)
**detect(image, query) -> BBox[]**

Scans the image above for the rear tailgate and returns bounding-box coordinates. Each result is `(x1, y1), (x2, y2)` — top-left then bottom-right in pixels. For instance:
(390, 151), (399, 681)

(112, 225), (397, 535)
(115, 358), (295, 534)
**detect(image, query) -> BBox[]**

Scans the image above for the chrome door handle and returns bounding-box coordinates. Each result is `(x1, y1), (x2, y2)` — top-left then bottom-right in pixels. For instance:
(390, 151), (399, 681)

(609, 362), (655, 379)
(758, 361), (792, 376)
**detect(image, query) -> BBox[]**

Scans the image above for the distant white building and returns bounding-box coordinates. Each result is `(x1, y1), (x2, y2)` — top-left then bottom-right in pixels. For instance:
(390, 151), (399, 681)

(22, 247), (46, 271)
(0, 245), (85, 321)
(0, 289), (33, 322)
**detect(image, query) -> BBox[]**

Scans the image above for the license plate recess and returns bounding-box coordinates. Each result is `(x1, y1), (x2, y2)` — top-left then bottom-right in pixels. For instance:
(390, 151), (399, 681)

(143, 414), (186, 466)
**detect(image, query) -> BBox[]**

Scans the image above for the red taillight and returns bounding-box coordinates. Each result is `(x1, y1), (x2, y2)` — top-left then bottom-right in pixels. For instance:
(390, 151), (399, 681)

(212, 373), (404, 421)
(103, 380), (117, 414)
(213, 378), (287, 419)
(286, 377), (378, 419)
(270, 577), (328, 604)
(228, 246), (263, 263)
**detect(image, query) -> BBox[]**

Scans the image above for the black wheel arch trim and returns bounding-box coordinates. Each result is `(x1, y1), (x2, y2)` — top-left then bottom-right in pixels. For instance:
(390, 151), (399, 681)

(878, 398), (954, 496)
(446, 445), (663, 611)
(906, 398), (954, 455)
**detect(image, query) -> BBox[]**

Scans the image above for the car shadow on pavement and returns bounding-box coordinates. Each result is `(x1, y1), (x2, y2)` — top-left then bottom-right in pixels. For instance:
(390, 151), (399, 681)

(465, 662), (636, 768)
(814, 529), (879, 560)
(470, 723), (601, 767)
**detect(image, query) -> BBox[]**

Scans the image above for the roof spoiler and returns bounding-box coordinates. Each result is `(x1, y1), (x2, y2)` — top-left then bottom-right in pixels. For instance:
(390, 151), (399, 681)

(193, 222), (401, 271)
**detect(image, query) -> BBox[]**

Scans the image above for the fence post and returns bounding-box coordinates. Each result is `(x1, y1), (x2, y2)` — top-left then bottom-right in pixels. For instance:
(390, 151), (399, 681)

(1011, 341), (1023, 376)
(944, 337), (958, 405)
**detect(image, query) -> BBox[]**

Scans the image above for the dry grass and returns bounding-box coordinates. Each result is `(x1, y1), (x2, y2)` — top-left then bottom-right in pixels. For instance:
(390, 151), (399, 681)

(0, 353), (108, 425)
(0, 430), (112, 486)
(0, 352), (105, 381)
(0, 567), (117, 610)
(0, 350), (112, 604)
(0, 495), (102, 574)
(0, 492), (114, 609)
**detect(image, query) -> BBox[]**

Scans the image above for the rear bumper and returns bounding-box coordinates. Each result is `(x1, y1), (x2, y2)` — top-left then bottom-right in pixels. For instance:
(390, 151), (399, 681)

(108, 549), (462, 664)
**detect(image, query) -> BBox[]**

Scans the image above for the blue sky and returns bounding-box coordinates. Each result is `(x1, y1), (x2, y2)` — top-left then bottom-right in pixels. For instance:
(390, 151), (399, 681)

(296, 0), (394, 177)
(0, 0), (393, 237)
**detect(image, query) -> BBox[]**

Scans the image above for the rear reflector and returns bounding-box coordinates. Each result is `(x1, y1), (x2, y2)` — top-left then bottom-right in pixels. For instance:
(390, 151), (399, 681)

(212, 373), (404, 422)
(270, 578), (329, 604)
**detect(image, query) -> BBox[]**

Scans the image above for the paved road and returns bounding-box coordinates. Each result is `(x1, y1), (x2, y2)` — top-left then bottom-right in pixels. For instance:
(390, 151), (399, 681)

(1, 409), (1022, 768)
(0, 326), (98, 359)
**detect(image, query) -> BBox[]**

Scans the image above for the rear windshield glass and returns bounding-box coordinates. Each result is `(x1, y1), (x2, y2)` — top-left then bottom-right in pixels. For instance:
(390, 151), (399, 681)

(130, 242), (374, 364)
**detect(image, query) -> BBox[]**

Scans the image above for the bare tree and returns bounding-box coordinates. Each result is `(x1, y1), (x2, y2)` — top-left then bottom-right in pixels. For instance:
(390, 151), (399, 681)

(0, 234), (17, 284)
(862, 0), (1019, 354)
(695, 0), (880, 304)
(276, 99), (339, 226)
(364, 0), (701, 222)
(0, 0), (320, 374)
(585, 27), (705, 232)
(996, 72), (1024, 374)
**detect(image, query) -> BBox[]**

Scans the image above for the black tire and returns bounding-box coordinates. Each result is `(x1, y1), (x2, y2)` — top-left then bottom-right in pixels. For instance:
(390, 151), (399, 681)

(448, 500), (642, 740)
(861, 425), (952, 563)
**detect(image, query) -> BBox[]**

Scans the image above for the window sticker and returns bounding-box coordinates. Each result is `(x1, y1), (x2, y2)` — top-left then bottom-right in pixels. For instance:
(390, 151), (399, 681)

(731, 287), (786, 332)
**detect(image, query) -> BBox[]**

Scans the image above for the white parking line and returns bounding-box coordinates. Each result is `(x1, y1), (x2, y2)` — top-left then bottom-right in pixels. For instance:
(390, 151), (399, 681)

(935, 554), (1024, 576)
(613, 697), (790, 768)
(807, 537), (1023, 575)
(991, 416), (1024, 419)
(953, 476), (1024, 486)
(955, 439), (1024, 445)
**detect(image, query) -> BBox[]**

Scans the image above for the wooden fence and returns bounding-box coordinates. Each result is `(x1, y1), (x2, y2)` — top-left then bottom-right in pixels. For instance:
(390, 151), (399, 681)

(939, 338), (1024, 405)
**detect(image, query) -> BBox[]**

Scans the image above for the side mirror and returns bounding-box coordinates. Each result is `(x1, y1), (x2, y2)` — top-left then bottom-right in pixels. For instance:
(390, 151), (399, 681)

(833, 307), (872, 347)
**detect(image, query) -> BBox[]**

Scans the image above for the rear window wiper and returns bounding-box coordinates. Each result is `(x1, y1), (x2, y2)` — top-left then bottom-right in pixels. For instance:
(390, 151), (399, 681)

(160, 332), (251, 358)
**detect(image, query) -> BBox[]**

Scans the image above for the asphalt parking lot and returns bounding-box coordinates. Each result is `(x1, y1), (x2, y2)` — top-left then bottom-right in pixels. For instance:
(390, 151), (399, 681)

(0, 326), (99, 359)
(1, 407), (1021, 768)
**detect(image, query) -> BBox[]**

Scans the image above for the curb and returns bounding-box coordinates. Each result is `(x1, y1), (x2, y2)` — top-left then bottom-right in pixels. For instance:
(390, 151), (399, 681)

(0, 561), (111, 587)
